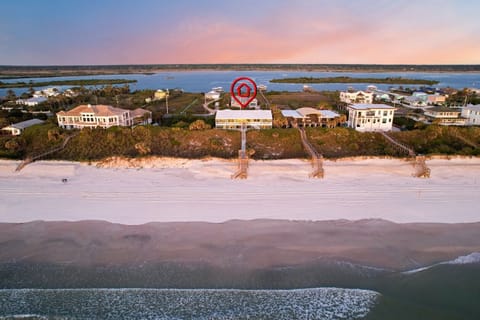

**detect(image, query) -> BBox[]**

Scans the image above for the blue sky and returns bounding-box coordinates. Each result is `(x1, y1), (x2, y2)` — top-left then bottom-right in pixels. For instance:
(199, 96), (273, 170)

(1, 0), (479, 65)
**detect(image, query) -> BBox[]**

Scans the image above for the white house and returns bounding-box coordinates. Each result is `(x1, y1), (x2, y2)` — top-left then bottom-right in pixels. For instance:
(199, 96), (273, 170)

(347, 103), (396, 132)
(1, 119), (44, 136)
(340, 90), (373, 104)
(16, 97), (48, 106)
(56, 104), (151, 129)
(461, 104), (480, 126)
(215, 109), (272, 129)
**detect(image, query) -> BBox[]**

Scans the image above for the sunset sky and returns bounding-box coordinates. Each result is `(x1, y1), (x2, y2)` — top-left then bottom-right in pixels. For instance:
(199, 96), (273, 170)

(1, 0), (479, 65)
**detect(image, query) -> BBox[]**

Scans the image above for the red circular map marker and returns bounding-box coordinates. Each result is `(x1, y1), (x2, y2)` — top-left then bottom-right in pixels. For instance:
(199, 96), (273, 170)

(230, 77), (257, 109)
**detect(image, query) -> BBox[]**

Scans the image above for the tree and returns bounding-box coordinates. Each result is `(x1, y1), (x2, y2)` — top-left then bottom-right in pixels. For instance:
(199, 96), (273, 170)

(6, 89), (16, 100)
(188, 119), (211, 130)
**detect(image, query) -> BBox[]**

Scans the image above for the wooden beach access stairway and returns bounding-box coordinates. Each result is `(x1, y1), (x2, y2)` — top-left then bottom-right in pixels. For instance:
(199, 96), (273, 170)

(231, 124), (248, 179)
(15, 132), (78, 172)
(379, 131), (430, 178)
(298, 127), (324, 178)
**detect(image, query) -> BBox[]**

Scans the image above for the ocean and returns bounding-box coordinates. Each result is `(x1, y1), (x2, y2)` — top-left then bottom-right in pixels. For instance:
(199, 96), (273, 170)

(0, 288), (379, 320)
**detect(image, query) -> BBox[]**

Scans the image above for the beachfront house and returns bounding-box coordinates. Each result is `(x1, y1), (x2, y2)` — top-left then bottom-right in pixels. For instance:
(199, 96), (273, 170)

(340, 90), (373, 104)
(215, 110), (272, 129)
(424, 107), (465, 126)
(461, 104), (480, 126)
(1, 119), (45, 136)
(347, 103), (396, 132)
(56, 104), (151, 129)
(281, 108), (345, 128)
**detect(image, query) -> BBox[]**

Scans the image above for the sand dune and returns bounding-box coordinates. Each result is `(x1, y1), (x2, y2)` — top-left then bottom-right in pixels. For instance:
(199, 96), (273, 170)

(1, 157), (479, 224)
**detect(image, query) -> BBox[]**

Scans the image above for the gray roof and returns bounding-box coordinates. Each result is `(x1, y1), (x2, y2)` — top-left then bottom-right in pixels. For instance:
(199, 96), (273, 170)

(10, 119), (45, 130)
(348, 103), (396, 110)
(281, 110), (304, 118)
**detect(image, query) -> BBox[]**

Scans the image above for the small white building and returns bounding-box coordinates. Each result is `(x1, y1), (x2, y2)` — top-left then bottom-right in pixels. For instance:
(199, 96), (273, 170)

(215, 109), (272, 129)
(1, 119), (44, 136)
(57, 104), (151, 129)
(205, 91), (221, 100)
(461, 104), (480, 126)
(340, 90), (373, 104)
(347, 103), (396, 132)
(16, 97), (47, 106)
(154, 89), (168, 100)
(33, 87), (59, 98)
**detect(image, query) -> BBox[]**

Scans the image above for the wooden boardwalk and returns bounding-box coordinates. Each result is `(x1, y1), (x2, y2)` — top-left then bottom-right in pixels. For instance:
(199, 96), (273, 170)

(379, 131), (430, 178)
(231, 125), (249, 179)
(15, 132), (78, 172)
(298, 128), (324, 178)
(451, 128), (479, 149)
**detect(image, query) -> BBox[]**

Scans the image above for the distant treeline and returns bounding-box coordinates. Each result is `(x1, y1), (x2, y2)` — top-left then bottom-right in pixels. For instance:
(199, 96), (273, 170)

(1, 64), (480, 78)
(0, 79), (137, 88)
(270, 76), (439, 85)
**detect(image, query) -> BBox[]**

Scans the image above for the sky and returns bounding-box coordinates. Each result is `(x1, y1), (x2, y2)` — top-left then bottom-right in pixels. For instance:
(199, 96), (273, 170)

(1, 0), (479, 65)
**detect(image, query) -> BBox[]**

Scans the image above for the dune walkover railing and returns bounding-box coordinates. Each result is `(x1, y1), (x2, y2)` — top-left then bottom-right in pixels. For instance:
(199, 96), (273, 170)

(15, 132), (79, 172)
(379, 131), (430, 178)
(298, 127), (324, 178)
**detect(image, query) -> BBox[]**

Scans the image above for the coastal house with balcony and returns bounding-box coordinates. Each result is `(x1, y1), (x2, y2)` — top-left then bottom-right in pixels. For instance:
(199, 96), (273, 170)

(424, 107), (465, 126)
(340, 90), (373, 104)
(281, 107), (345, 128)
(56, 104), (151, 129)
(347, 103), (396, 132)
(215, 109), (272, 129)
(461, 104), (480, 126)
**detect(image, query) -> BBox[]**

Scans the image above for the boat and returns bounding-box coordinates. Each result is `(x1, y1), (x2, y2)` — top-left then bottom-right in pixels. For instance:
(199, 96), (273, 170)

(257, 84), (267, 91)
(303, 85), (314, 92)
(212, 87), (224, 93)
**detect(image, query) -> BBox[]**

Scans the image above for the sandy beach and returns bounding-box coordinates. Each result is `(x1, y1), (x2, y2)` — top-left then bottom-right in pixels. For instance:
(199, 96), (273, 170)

(1, 157), (479, 224)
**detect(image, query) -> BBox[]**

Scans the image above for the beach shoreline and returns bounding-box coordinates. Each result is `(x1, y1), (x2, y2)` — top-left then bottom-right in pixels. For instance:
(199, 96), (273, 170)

(1, 156), (479, 224)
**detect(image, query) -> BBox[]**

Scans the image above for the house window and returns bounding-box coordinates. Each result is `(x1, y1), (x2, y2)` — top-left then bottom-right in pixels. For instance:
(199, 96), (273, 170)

(382, 118), (387, 123)
(383, 111), (388, 116)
